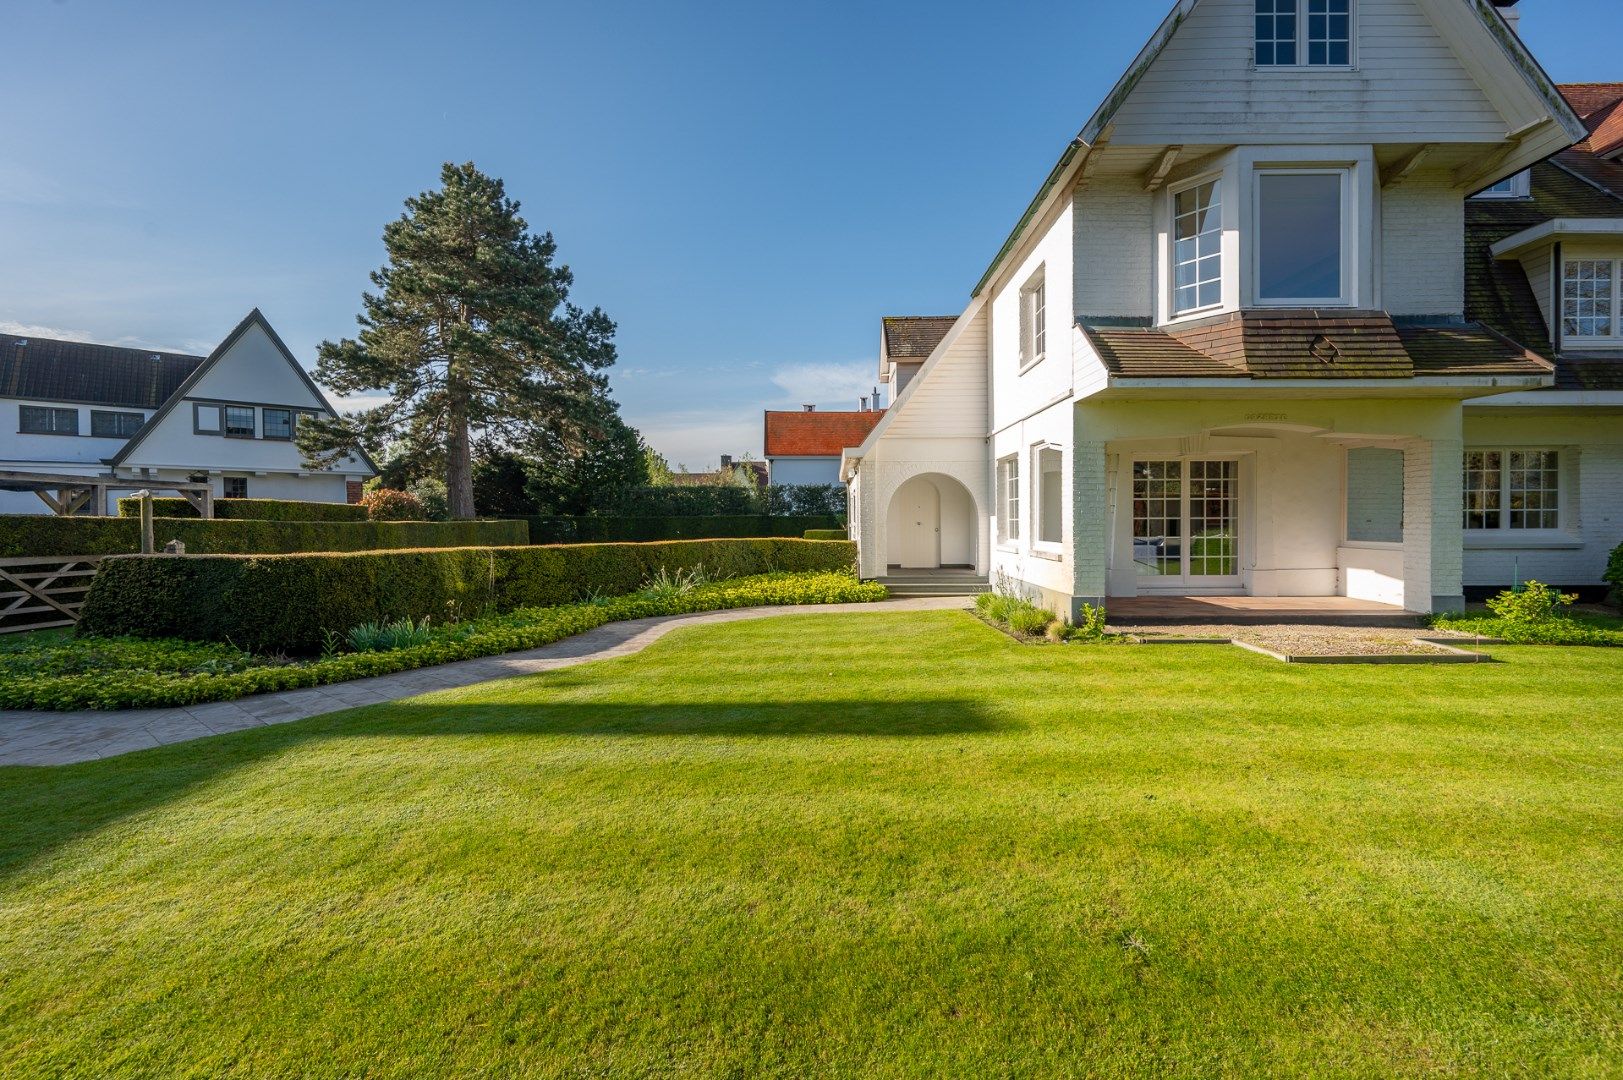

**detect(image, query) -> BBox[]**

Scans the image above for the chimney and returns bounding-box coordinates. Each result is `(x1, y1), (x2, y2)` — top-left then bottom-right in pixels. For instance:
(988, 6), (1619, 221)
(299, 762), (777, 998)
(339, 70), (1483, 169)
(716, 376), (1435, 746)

(859, 396), (869, 411)
(802, 404), (815, 412)
(873, 386), (880, 410)
(720, 454), (733, 469)
(1494, 0), (1519, 33)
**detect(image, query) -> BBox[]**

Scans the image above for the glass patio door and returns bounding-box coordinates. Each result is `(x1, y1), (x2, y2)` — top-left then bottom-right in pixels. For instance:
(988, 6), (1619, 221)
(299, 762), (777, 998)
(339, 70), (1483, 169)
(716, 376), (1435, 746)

(1131, 459), (1239, 587)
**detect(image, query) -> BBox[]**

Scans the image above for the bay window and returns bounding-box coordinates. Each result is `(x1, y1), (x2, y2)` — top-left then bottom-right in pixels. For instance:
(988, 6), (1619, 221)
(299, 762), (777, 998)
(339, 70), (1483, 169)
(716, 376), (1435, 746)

(1464, 449), (1561, 531)
(1562, 259), (1620, 340)
(1256, 170), (1347, 305)
(1173, 179), (1222, 314)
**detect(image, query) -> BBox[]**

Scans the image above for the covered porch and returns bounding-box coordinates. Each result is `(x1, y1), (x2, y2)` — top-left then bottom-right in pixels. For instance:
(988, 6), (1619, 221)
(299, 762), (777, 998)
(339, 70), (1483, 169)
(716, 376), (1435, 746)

(1073, 397), (1466, 614)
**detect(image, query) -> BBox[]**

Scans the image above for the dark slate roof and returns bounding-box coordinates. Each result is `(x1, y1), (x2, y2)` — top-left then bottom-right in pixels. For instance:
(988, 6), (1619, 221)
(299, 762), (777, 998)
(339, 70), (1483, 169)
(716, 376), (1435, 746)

(1080, 312), (1549, 382)
(0, 333), (205, 409)
(881, 316), (955, 361)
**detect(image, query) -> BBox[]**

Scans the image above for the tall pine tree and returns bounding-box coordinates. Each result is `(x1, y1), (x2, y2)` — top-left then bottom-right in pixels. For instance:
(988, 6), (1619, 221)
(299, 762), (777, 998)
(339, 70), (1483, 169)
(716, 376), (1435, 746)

(299, 162), (617, 517)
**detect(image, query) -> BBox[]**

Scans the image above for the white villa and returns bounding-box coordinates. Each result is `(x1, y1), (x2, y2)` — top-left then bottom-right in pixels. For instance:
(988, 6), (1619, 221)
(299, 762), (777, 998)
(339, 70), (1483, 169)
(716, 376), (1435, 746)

(843, 0), (1622, 616)
(0, 310), (374, 515)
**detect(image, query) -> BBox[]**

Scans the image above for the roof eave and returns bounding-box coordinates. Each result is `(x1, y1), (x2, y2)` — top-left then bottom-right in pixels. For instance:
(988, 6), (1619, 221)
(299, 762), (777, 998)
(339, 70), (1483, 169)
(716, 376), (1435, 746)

(1490, 218), (1623, 258)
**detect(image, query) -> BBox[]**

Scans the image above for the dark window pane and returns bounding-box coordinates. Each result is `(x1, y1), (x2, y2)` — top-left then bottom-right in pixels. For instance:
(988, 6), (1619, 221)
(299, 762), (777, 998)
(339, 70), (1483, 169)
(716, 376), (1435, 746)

(1258, 173), (1343, 301)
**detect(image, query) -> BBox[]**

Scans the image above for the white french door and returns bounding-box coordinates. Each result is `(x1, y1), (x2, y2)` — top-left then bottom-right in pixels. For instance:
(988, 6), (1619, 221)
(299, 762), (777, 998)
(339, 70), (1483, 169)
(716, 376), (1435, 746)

(1131, 459), (1240, 589)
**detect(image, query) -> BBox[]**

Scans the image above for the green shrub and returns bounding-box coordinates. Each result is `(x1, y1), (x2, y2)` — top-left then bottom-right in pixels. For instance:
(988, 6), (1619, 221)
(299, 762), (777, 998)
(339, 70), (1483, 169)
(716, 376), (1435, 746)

(803, 528), (847, 541)
(1485, 580), (1577, 625)
(524, 515), (842, 544)
(78, 538), (860, 653)
(362, 488), (428, 521)
(1606, 540), (1623, 602)
(590, 484), (846, 517)
(0, 515), (528, 558)
(117, 497), (367, 522)
(1072, 603), (1108, 641)
(1006, 605), (1056, 636)
(6, 571), (886, 710)
(347, 616), (436, 652)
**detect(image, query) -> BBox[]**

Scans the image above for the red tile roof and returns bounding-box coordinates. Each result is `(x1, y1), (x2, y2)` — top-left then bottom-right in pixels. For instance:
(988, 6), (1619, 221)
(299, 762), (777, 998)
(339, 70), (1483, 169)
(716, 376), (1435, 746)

(1560, 83), (1623, 158)
(764, 410), (885, 457)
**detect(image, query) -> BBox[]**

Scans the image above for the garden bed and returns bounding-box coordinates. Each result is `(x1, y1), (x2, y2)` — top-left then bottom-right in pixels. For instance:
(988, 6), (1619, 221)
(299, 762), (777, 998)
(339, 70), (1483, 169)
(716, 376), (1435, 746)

(0, 571), (884, 711)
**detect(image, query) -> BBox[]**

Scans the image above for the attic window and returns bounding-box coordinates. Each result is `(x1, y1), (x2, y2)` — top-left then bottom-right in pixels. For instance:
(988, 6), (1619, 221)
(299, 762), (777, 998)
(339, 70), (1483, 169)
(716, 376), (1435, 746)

(1473, 171), (1530, 200)
(1256, 0), (1351, 68)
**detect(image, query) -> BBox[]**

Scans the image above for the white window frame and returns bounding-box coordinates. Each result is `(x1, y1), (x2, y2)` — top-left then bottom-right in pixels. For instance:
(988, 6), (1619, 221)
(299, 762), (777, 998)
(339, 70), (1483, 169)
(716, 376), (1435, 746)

(1463, 448), (1564, 533)
(1170, 176), (1224, 317)
(1472, 171), (1530, 200)
(1254, 0), (1355, 70)
(1252, 167), (1353, 307)
(1018, 268), (1047, 371)
(1561, 257), (1622, 344)
(1032, 443), (1064, 551)
(996, 454), (1021, 546)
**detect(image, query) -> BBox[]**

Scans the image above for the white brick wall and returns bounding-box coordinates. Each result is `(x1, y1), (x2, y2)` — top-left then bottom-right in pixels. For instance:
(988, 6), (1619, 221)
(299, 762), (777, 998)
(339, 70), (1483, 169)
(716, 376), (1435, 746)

(1381, 181), (1464, 316)
(1074, 181), (1153, 318)
(1403, 437), (1464, 611)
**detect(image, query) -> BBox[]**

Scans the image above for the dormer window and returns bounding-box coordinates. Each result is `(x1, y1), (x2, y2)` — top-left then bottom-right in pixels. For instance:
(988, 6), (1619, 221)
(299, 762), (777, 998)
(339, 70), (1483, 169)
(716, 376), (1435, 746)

(1255, 0), (1352, 68)
(1473, 171), (1531, 200)
(1563, 259), (1620, 340)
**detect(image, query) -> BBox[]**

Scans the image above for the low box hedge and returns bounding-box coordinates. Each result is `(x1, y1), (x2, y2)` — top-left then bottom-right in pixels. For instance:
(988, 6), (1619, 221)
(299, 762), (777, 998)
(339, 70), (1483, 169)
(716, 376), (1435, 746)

(803, 528), (847, 540)
(0, 515), (528, 558)
(117, 497), (368, 522)
(79, 538), (859, 652)
(523, 515), (842, 544)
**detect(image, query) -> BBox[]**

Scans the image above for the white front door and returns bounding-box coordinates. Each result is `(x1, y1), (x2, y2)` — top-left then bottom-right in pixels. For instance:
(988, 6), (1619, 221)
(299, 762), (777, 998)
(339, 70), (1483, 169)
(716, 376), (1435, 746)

(1131, 459), (1241, 591)
(898, 480), (941, 569)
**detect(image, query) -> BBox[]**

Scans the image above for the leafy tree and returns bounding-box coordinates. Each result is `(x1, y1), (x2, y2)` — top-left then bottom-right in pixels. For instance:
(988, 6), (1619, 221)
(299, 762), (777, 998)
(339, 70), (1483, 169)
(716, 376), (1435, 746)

(472, 444), (536, 516)
(642, 446), (675, 487)
(299, 162), (617, 518)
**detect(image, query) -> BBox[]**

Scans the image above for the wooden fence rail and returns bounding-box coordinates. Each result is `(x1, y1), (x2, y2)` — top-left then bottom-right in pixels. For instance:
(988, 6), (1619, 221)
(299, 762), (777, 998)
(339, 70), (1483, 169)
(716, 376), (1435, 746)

(0, 556), (104, 634)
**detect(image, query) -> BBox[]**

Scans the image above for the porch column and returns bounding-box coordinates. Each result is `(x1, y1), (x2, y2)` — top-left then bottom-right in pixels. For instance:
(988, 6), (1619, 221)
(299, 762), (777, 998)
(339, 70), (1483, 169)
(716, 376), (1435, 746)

(1402, 437), (1464, 613)
(1071, 436), (1109, 614)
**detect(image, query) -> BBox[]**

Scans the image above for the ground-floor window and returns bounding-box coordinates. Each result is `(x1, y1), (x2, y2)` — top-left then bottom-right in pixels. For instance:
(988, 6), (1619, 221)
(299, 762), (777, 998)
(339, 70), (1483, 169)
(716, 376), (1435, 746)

(1132, 458), (1238, 580)
(1464, 449), (1559, 531)
(1035, 446), (1063, 546)
(997, 456), (1020, 544)
(223, 476), (248, 499)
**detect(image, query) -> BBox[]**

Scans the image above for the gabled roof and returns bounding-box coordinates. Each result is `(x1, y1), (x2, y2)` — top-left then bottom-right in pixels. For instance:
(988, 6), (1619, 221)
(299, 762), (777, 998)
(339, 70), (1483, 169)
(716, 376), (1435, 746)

(0, 334), (205, 409)
(108, 309), (375, 474)
(764, 410), (885, 458)
(1561, 82), (1623, 159)
(881, 317), (956, 361)
(971, 0), (1589, 300)
(1080, 312), (1551, 382)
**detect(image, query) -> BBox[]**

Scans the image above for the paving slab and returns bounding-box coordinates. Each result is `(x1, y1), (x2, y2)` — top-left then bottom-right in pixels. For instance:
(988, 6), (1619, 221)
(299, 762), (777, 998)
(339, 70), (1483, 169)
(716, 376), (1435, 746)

(0, 596), (972, 767)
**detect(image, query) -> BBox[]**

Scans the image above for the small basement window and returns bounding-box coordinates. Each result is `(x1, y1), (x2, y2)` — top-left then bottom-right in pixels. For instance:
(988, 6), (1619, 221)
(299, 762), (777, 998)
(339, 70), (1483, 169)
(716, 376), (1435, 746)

(223, 476), (248, 499)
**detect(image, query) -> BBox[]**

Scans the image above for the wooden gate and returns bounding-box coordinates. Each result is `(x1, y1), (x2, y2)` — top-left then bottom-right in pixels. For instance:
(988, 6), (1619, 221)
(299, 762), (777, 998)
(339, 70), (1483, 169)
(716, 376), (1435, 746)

(0, 556), (104, 634)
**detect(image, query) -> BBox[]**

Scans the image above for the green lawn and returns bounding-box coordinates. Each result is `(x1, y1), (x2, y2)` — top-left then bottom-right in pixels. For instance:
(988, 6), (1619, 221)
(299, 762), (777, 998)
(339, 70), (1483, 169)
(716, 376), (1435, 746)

(2, 611), (1620, 1077)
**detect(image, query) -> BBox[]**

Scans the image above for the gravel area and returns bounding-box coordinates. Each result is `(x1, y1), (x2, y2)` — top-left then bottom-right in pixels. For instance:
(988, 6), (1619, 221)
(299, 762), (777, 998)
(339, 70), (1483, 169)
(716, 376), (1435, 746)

(1112, 622), (1474, 656)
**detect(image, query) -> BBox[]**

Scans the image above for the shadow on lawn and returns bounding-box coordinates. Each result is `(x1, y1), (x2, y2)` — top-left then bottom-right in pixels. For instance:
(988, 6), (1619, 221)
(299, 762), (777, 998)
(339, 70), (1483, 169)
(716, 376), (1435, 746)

(0, 696), (1009, 884)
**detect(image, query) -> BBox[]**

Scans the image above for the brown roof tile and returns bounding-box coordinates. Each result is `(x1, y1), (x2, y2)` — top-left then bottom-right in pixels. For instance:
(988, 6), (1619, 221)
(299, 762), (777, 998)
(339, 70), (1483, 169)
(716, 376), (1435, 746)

(1560, 82), (1623, 158)
(0, 333), (205, 409)
(881, 316), (955, 361)
(1082, 326), (1243, 378)
(764, 410), (885, 457)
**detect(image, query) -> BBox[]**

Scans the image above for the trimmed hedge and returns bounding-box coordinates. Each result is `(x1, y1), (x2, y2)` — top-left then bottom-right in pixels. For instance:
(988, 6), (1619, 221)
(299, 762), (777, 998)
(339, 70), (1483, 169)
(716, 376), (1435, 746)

(0, 515), (528, 558)
(6, 571), (888, 710)
(79, 538), (859, 652)
(803, 528), (847, 541)
(523, 515), (842, 544)
(118, 497), (368, 522)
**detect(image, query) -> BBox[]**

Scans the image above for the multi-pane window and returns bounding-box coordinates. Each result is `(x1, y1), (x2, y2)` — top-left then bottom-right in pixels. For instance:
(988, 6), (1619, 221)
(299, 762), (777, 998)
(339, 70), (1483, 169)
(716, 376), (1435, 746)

(1256, 0), (1351, 67)
(1035, 446), (1063, 546)
(224, 406), (256, 437)
(1187, 460), (1239, 577)
(1173, 180), (1222, 313)
(997, 455), (1020, 544)
(1563, 259), (1619, 339)
(90, 410), (144, 438)
(1464, 450), (1560, 531)
(223, 476), (248, 499)
(1257, 171), (1345, 304)
(19, 405), (79, 435)
(263, 408), (293, 440)
(1254, 0), (1298, 66)
(1019, 270), (1046, 365)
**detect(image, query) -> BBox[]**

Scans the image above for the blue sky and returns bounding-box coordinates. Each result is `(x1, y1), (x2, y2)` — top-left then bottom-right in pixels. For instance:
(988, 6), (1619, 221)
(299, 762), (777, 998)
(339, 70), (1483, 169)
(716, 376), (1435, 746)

(3, 1), (1618, 467)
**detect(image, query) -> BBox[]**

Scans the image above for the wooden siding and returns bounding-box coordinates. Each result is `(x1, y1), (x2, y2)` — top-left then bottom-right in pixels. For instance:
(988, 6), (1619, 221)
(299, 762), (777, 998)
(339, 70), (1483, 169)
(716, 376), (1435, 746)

(882, 310), (989, 439)
(1108, 0), (1509, 145)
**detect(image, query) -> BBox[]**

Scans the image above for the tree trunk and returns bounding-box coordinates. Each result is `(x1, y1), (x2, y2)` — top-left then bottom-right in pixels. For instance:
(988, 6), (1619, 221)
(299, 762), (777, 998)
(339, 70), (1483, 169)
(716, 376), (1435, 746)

(447, 396), (476, 519)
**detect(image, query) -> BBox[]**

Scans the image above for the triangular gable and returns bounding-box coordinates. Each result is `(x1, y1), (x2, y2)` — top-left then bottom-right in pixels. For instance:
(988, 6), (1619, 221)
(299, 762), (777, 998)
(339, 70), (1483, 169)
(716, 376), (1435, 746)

(109, 309), (376, 474)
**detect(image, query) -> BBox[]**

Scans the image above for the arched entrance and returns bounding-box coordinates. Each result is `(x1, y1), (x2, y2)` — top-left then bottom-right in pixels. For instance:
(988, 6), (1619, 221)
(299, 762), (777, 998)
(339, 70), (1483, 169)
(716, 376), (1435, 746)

(886, 473), (976, 569)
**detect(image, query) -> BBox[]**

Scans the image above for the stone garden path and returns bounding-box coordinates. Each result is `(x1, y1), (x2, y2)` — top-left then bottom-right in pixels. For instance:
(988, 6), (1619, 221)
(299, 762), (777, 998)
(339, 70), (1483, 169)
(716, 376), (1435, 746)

(0, 597), (971, 767)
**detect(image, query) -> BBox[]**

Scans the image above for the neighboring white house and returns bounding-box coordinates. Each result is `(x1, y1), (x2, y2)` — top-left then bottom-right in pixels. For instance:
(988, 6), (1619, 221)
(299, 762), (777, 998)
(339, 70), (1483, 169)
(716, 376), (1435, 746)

(1, 309), (374, 514)
(843, 0), (1615, 616)
(764, 407), (885, 486)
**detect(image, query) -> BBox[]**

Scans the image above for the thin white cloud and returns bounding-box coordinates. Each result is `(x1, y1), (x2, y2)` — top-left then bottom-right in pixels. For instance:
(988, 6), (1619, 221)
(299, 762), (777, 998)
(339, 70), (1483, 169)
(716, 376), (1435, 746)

(629, 408), (762, 470)
(768, 360), (877, 410)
